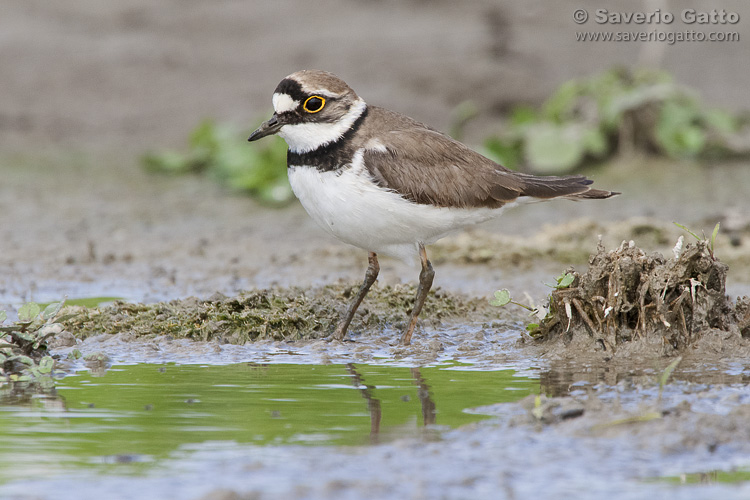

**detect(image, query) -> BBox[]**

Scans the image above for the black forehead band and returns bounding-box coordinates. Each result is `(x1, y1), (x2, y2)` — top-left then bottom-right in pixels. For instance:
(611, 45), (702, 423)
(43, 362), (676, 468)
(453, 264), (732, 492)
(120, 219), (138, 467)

(274, 78), (308, 102)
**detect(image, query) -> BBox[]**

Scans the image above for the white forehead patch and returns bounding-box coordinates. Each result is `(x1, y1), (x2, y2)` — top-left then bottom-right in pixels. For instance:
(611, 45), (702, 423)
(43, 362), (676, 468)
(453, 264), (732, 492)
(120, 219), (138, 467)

(272, 93), (299, 113)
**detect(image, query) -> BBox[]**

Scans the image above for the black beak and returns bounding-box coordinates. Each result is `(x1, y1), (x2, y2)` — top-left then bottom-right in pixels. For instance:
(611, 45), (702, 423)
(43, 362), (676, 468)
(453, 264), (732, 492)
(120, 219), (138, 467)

(248, 113), (282, 142)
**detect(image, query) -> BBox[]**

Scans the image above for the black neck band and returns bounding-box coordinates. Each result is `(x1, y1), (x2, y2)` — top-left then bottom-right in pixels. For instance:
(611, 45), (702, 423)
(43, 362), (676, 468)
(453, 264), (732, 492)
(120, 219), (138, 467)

(287, 107), (369, 172)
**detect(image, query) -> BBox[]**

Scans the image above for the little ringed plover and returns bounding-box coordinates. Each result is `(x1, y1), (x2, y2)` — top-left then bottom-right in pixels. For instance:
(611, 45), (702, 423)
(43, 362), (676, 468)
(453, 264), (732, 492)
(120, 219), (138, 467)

(248, 69), (618, 346)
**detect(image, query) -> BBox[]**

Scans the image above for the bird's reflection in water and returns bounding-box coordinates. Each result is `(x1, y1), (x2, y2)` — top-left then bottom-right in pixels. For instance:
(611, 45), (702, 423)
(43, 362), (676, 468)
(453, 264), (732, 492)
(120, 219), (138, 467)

(346, 363), (382, 443)
(410, 367), (436, 426)
(346, 363), (438, 444)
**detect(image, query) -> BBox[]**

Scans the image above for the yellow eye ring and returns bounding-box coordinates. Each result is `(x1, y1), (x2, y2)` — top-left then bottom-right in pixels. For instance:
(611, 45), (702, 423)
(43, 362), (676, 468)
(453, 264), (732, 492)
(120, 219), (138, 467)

(303, 96), (326, 113)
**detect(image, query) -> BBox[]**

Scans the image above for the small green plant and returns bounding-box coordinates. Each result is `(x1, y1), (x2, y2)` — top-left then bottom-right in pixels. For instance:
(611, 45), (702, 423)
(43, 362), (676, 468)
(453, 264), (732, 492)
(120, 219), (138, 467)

(483, 68), (749, 173)
(143, 120), (294, 205)
(490, 288), (547, 337)
(596, 356), (683, 428)
(490, 289), (527, 309)
(674, 221), (721, 259)
(0, 300), (66, 383)
(658, 356), (682, 404)
(548, 272), (575, 289)
(492, 272), (577, 337)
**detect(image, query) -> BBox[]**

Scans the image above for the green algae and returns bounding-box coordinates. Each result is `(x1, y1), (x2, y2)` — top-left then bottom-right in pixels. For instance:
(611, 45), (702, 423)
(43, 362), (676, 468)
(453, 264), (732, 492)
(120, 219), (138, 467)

(0, 301), (65, 384)
(60, 285), (496, 342)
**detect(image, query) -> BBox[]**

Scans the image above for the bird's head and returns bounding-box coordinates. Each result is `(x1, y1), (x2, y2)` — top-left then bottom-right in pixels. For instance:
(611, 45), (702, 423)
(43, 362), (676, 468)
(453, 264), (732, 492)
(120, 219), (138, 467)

(248, 70), (366, 153)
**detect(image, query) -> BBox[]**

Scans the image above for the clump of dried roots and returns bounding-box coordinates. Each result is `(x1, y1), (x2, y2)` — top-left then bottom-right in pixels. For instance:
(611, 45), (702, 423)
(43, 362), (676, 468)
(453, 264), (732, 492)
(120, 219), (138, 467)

(536, 239), (749, 353)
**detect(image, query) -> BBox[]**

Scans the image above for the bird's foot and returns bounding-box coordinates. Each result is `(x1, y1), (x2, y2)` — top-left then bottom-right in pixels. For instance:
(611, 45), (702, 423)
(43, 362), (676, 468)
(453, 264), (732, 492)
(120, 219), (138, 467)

(328, 323), (348, 343)
(398, 324), (416, 346)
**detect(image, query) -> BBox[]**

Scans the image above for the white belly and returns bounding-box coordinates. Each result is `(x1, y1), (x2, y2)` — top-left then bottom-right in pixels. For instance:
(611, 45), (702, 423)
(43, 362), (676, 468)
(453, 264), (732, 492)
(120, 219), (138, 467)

(287, 161), (508, 263)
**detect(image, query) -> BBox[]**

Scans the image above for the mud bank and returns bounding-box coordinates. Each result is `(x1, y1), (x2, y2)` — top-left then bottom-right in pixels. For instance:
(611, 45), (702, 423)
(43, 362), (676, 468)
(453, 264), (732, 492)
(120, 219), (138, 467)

(54, 240), (750, 368)
(529, 240), (750, 361)
(59, 284), (501, 344)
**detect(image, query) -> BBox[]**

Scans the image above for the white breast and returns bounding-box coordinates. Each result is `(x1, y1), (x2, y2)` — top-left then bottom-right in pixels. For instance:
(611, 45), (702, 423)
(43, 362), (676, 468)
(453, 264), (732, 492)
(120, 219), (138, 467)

(287, 150), (509, 264)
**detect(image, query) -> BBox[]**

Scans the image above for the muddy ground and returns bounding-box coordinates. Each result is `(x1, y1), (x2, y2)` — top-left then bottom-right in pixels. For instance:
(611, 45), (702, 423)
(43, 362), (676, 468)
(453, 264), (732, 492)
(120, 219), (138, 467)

(2, 1), (750, 499)
(3, 154), (749, 312)
(2, 149), (749, 499)
(3, 0), (749, 154)
(3, 0), (749, 308)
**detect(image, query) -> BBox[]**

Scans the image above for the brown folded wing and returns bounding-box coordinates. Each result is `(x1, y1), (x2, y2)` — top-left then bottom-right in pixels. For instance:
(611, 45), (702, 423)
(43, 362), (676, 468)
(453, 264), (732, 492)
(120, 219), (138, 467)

(363, 126), (616, 209)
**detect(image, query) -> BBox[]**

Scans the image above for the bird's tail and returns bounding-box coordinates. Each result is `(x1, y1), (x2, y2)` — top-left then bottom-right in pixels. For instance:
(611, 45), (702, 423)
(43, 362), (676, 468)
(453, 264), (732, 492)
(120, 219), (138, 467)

(514, 173), (619, 200)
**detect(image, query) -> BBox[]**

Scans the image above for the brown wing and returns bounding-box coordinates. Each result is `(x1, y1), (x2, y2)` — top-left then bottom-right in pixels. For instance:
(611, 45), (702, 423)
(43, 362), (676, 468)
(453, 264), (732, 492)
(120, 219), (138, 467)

(363, 126), (616, 209)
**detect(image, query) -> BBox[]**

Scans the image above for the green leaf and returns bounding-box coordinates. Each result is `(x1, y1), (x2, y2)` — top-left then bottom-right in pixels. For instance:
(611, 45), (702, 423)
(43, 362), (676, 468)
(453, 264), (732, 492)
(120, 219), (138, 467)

(509, 105), (538, 127)
(581, 127), (608, 157)
(53, 313), (78, 324)
(595, 411), (662, 429)
(655, 100), (706, 158)
(531, 394), (544, 420)
(673, 222), (701, 241)
(542, 80), (581, 122)
(601, 82), (676, 129)
(0, 311), (5, 324)
(11, 355), (34, 366)
(703, 109), (738, 134)
(37, 356), (55, 374)
(482, 137), (522, 170)
(42, 301), (64, 321)
(524, 123), (586, 174)
(189, 119), (222, 151)
(680, 127), (707, 154)
(67, 349), (83, 360)
(555, 273), (575, 289)
(710, 222), (720, 246)
(659, 356), (682, 391)
(17, 303), (41, 322)
(142, 150), (196, 174)
(12, 330), (34, 342)
(490, 289), (512, 307)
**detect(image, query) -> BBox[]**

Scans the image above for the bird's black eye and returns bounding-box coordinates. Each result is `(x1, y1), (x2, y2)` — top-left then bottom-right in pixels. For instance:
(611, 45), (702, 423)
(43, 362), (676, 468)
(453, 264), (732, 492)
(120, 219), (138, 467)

(303, 96), (325, 113)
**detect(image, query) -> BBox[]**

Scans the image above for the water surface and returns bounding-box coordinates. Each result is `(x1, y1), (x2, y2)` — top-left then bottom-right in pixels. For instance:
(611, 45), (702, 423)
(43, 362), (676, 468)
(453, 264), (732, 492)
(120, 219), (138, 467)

(0, 362), (538, 482)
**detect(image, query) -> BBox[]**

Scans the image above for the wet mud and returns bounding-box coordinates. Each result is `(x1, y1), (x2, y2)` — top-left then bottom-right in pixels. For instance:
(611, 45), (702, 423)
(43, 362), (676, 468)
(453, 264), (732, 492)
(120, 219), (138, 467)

(5, 203), (750, 500)
(60, 284), (499, 343)
(3, 0), (750, 497)
(56, 238), (749, 365)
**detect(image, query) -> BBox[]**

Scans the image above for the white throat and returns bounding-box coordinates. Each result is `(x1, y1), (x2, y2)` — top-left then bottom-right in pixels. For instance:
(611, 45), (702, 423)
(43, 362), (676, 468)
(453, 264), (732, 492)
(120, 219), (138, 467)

(278, 98), (367, 154)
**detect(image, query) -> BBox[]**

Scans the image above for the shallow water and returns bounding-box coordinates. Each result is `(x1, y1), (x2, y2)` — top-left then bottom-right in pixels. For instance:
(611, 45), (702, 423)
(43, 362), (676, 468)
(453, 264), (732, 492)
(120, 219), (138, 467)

(2, 156), (750, 499)
(0, 362), (537, 483)
(3, 375), (750, 500)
